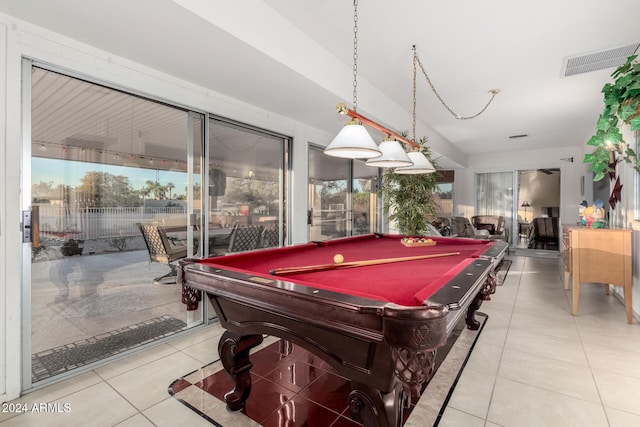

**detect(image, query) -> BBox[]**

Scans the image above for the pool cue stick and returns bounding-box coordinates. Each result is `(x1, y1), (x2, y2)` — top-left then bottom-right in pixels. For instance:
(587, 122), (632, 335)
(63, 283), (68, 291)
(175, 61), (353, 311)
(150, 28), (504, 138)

(269, 251), (460, 276)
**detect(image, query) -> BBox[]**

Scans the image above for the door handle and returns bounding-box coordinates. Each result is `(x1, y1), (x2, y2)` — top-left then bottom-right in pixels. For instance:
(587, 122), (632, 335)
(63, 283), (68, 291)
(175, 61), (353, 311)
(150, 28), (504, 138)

(32, 206), (40, 247)
(23, 207), (40, 246)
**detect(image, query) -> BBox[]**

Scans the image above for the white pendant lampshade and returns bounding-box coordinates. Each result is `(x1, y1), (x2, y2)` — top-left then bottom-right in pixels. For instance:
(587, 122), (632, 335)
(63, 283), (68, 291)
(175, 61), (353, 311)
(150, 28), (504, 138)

(394, 151), (436, 174)
(366, 137), (413, 167)
(324, 119), (381, 159)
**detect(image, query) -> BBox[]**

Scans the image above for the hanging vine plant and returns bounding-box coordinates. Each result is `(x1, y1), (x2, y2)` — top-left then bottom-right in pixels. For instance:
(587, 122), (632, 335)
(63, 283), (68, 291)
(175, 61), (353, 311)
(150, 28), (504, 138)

(380, 138), (440, 237)
(584, 54), (640, 181)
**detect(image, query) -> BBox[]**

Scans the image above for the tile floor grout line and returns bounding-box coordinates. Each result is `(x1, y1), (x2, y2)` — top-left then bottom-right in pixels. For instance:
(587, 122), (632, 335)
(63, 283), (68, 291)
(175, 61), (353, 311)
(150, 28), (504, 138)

(481, 254), (524, 425)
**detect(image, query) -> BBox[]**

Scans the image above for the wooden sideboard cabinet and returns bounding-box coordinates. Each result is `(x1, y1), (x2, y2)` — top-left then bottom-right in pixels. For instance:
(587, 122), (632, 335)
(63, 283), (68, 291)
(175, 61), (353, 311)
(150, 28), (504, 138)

(562, 225), (633, 324)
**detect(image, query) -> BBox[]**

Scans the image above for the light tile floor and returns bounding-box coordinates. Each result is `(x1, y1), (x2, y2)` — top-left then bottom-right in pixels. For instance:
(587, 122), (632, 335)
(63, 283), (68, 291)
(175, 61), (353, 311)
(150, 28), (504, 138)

(2, 254), (639, 427)
(439, 255), (640, 427)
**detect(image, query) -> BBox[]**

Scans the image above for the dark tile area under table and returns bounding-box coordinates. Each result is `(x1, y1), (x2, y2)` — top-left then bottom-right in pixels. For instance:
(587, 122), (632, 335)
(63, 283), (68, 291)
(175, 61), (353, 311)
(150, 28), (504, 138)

(169, 314), (484, 426)
(172, 340), (364, 426)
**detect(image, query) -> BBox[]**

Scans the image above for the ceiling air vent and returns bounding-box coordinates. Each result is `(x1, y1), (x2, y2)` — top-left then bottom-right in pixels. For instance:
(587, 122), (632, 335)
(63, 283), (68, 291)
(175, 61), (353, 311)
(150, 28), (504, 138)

(562, 43), (640, 77)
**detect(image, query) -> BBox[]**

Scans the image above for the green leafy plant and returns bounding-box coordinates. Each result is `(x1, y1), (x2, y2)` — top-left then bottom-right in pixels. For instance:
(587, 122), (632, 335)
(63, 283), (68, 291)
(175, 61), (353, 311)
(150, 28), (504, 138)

(107, 236), (129, 251)
(584, 54), (640, 181)
(380, 138), (440, 236)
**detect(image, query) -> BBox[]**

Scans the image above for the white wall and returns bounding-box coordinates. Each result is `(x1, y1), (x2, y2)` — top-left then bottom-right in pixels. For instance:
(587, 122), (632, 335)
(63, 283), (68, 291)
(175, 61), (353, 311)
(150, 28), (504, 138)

(1, 18), (23, 403)
(0, 21), (8, 402)
(0, 12), (331, 400)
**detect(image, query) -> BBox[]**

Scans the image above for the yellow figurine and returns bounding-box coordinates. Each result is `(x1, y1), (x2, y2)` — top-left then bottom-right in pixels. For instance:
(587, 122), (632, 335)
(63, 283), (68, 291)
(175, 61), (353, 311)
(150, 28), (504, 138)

(583, 199), (606, 228)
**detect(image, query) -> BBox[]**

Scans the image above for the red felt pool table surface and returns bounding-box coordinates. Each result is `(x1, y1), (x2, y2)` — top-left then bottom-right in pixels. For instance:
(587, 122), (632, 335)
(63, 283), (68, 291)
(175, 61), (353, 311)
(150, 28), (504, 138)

(198, 234), (498, 307)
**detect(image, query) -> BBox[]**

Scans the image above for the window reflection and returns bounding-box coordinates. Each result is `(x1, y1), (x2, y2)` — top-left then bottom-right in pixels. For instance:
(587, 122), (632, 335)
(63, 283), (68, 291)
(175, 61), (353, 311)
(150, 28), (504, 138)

(353, 159), (378, 235)
(308, 146), (379, 240)
(207, 118), (287, 252)
(308, 147), (349, 241)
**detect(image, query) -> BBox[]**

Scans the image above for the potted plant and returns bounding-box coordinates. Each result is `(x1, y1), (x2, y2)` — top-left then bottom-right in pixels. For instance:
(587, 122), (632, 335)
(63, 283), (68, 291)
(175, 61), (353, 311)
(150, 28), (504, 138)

(584, 54), (640, 181)
(60, 239), (84, 256)
(380, 138), (440, 238)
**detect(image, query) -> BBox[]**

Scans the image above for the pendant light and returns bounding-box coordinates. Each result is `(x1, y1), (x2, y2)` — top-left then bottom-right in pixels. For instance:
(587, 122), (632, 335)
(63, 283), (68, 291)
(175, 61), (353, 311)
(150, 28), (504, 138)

(366, 136), (413, 167)
(325, 118), (381, 159)
(394, 151), (436, 174)
(324, 0), (381, 159)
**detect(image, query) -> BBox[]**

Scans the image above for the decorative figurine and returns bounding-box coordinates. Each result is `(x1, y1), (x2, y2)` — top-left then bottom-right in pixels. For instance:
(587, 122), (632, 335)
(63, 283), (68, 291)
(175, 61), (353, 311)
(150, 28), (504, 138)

(579, 200), (588, 226)
(583, 199), (606, 228)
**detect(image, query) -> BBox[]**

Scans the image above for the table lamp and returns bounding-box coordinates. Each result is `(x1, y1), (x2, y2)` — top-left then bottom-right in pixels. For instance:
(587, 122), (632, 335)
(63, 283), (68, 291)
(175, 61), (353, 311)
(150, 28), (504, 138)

(521, 201), (530, 222)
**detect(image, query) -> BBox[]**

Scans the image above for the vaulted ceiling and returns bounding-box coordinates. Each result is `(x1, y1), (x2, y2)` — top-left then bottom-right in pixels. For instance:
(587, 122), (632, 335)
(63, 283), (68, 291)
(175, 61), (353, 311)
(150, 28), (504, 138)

(1, 0), (639, 168)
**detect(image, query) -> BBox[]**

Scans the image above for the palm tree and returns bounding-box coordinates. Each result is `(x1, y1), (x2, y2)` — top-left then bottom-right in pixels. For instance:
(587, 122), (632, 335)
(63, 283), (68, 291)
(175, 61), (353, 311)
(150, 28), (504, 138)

(139, 188), (150, 202)
(145, 180), (162, 199)
(166, 182), (175, 199)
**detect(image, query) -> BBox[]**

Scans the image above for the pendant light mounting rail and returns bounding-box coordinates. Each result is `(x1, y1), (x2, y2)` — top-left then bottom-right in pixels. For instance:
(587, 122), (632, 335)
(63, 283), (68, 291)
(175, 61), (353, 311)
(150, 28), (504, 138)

(336, 103), (421, 150)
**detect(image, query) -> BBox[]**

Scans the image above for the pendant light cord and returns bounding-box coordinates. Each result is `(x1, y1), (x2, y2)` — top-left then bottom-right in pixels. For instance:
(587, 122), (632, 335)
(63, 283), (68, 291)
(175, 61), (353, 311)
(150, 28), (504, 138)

(413, 45), (500, 120)
(352, 0), (360, 112)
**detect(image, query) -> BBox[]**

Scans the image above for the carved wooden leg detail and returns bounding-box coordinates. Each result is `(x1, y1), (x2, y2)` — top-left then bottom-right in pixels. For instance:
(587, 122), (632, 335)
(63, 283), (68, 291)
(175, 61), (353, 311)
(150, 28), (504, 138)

(480, 271), (497, 301)
(391, 346), (436, 399)
(217, 331), (263, 411)
(349, 382), (407, 427)
(381, 306), (447, 420)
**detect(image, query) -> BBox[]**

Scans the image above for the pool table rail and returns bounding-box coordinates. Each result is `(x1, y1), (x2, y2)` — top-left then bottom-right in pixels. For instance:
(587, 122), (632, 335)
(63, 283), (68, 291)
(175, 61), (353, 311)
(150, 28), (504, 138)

(179, 260), (452, 356)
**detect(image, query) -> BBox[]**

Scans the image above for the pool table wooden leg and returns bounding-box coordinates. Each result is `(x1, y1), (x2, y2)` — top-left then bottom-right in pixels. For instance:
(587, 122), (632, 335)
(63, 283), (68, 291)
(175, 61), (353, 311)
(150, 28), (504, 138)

(465, 292), (484, 330)
(217, 331), (263, 411)
(466, 273), (496, 330)
(348, 382), (408, 427)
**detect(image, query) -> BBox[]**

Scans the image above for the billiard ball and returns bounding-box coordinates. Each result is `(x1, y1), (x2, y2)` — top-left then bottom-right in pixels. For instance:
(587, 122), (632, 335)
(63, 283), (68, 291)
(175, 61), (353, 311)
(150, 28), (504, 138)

(333, 254), (344, 264)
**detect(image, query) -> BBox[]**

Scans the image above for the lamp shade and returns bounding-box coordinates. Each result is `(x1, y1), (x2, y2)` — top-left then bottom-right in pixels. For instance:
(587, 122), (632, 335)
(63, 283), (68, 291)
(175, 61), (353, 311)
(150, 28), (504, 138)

(521, 201), (530, 207)
(394, 151), (436, 174)
(324, 119), (381, 159)
(365, 137), (413, 168)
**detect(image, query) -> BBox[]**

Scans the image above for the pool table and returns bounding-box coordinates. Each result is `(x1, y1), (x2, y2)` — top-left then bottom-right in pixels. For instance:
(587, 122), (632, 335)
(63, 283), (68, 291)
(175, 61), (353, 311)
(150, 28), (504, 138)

(178, 234), (507, 427)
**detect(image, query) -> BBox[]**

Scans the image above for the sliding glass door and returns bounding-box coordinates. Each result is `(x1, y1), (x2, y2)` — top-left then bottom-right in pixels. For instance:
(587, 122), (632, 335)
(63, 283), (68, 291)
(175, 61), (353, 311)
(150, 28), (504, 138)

(476, 171), (514, 244)
(206, 116), (289, 253)
(26, 64), (203, 387)
(352, 159), (379, 235)
(308, 146), (350, 241)
(308, 145), (380, 240)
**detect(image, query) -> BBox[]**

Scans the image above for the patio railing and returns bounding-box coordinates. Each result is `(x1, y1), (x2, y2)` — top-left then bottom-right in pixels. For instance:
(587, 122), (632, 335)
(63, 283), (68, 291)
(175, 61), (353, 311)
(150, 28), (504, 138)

(37, 206), (187, 240)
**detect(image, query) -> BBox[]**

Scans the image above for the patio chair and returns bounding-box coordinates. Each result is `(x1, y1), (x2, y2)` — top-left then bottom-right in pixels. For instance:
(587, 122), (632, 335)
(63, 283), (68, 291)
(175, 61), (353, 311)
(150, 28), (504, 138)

(209, 224), (239, 255)
(228, 225), (264, 252)
(138, 223), (188, 285)
(260, 226), (280, 248)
